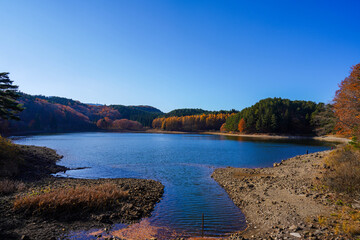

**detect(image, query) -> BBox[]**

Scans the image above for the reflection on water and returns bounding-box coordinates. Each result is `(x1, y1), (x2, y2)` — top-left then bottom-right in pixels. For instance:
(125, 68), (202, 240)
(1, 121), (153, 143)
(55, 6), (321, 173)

(13, 133), (332, 237)
(64, 220), (178, 240)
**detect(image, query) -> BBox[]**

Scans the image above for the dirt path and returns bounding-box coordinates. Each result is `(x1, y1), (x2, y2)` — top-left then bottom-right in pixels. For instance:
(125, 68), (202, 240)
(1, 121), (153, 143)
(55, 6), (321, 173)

(212, 150), (351, 239)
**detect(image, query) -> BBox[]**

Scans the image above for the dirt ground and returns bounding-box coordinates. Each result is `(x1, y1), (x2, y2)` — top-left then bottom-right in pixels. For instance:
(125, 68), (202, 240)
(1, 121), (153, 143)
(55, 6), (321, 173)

(213, 150), (359, 240)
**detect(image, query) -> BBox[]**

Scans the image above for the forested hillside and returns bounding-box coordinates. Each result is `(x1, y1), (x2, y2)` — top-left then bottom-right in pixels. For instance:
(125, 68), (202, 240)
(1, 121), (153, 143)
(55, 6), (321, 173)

(150, 98), (335, 135)
(224, 98), (335, 135)
(163, 108), (210, 117)
(0, 93), (335, 136)
(0, 93), (162, 135)
(163, 108), (237, 117)
(110, 105), (162, 127)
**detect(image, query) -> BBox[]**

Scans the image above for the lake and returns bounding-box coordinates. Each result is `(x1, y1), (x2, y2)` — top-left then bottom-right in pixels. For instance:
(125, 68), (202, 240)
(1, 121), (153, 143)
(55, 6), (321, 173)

(13, 132), (332, 237)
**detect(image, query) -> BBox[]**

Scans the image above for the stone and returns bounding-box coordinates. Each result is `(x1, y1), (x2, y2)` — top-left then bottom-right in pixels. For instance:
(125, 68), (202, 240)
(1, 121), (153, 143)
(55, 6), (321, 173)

(289, 225), (297, 230)
(352, 203), (360, 209)
(290, 232), (301, 238)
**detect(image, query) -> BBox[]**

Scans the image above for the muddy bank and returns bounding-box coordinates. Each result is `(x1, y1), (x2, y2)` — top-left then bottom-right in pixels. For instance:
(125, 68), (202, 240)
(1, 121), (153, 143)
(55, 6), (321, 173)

(212, 150), (354, 239)
(0, 177), (164, 240)
(0, 143), (68, 180)
(16, 144), (69, 180)
(0, 144), (164, 240)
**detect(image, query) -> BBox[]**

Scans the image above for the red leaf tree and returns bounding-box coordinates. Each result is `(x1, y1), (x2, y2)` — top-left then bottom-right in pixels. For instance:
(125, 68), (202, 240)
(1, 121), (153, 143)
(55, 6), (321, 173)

(333, 63), (360, 140)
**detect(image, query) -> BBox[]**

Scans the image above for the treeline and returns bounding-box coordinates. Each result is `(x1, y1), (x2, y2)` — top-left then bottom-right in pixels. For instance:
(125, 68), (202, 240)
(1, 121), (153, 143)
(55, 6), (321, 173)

(163, 108), (210, 117)
(110, 105), (162, 127)
(0, 93), (161, 135)
(96, 117), (143, 131)
(0, 93), (336, 136)
(224, 98), (335, 135)
(162, 108), (238, 118)
(152, 113), (232, 131)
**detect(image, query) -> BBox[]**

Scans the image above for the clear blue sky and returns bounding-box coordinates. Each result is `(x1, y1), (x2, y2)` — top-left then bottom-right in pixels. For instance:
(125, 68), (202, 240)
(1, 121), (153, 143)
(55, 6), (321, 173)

(1, 0), (359, 112)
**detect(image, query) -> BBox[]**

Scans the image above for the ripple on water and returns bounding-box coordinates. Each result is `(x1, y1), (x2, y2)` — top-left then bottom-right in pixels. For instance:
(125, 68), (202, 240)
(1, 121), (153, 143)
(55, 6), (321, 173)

(13, 132), (331, 238)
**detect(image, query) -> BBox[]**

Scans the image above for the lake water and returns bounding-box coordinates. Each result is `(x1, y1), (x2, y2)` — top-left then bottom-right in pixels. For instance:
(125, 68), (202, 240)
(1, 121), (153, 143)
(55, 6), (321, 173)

(13, 132), (332, 237)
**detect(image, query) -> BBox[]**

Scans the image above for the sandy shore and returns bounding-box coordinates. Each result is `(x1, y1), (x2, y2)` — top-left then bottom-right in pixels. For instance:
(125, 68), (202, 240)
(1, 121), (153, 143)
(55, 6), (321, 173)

(146, 129), (350, 144)
(203, 132), (350, 144)
(212, 150), (355, 239)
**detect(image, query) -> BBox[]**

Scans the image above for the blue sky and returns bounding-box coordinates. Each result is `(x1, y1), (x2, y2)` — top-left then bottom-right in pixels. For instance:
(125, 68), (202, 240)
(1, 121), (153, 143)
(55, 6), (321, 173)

(1, 0), (359, 112)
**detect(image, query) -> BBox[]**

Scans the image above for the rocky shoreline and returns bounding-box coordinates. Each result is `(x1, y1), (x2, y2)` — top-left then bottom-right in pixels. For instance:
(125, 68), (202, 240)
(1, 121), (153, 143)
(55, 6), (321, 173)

(0, 145), (164, 240)
(212, 150), (356, 240)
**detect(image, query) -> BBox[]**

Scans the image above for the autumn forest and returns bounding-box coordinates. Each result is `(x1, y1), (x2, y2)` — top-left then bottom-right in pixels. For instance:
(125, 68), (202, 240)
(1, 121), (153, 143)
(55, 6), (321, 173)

(0, 63), (359, 142)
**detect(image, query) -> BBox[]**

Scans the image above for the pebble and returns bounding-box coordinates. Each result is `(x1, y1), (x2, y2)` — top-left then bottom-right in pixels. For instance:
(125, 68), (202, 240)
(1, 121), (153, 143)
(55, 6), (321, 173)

(290, 232), (301, 238)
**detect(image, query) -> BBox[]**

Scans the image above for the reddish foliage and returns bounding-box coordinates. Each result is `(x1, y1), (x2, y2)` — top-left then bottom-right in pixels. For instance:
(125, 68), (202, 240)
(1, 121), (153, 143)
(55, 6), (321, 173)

(96, 117), (113, 129)
(1, 94), (126, 134)
(333, 64), (360, 138)
(220, 123), (227, 132)
(238, 118), (246, 133)
(97, 118), (143, 131)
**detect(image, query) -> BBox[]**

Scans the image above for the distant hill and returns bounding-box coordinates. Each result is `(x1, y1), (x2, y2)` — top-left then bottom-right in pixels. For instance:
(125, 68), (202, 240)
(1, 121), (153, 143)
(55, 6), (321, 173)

(0, 93), (163, 135)
(31, 95), (89, 107)
(163, 108), (238, 117)
(110, 105), (163, 127)
(164, 108), (210, 117)
(129, 105), (163, 114)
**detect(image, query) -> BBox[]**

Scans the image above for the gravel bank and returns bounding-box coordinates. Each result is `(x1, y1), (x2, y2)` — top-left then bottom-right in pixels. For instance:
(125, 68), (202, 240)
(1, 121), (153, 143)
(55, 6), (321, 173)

(212, 150), (353, 239)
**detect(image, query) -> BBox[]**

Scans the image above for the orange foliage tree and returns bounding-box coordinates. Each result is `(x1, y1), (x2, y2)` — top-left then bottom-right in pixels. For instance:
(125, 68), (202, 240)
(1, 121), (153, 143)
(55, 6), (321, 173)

(220, 123), (227, 132)
(333, 63), (360, 140)
(97, 118), (143, 130)
(151, 113), (232, 131)
(96, 117), (113, 129)
(238, 118), (246, 133)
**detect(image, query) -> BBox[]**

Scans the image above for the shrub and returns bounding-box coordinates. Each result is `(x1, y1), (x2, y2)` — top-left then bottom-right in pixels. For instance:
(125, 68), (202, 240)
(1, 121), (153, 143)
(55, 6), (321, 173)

(323, 145), (360, 195)
(14, 183), (129, 218)
(0, 136), (23, 177)
(0, 179), (25, 195)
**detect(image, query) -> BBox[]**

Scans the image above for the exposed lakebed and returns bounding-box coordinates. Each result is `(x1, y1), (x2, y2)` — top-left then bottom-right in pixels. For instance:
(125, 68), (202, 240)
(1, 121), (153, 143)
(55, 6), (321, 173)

(14, 132), (332, 237)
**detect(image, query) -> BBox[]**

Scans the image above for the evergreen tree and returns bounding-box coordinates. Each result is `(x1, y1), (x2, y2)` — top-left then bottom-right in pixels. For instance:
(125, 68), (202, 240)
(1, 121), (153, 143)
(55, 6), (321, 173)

(270, 114), (277, 131)
(0, 73), (24, 120)
(225, 97), (324, 134)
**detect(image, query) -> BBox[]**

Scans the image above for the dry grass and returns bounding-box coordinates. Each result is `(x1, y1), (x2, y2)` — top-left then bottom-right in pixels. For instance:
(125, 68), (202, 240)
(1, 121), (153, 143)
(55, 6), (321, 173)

(0, 178), (25, 195)
(323, 145), (360, 195)
(0, 136), (23, 177)
(329, 206), (360, 237)
(318, 215), (327, 225)
(13, 183), (129, 217)
(318, 145), (360, 238)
